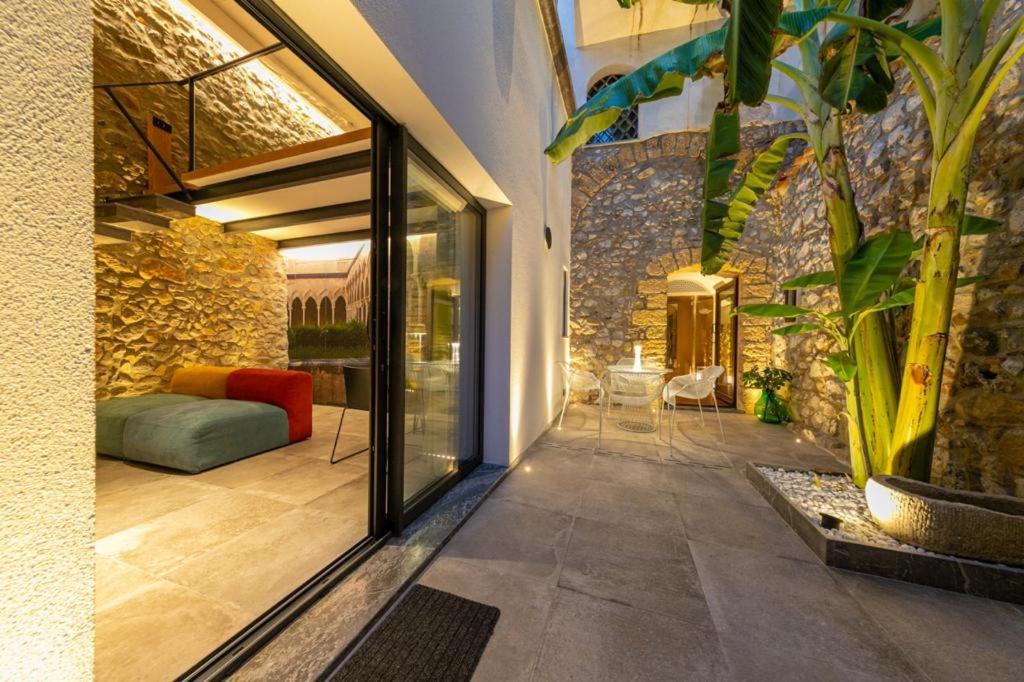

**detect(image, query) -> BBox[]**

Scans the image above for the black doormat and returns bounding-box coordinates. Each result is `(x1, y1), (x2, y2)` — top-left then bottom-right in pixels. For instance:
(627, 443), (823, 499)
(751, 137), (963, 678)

(329, 585), (501, 682)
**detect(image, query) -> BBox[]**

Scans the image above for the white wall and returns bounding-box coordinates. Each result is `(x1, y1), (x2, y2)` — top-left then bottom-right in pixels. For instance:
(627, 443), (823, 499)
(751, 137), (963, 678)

(344, 0), (574, 464)
(557, 0), (799, 135)
(0, 1), (95, 678)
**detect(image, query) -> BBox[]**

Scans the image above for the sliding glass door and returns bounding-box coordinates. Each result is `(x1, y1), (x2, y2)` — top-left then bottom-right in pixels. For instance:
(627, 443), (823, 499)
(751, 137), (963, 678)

(400, 149), (482, 506)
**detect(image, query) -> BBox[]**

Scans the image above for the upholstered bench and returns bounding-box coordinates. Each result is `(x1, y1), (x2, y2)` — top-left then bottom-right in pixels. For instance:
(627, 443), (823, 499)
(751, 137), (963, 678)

(95, 365), (313, 473)
(121, 399), (290, 474)
(96, 393), (206, 458)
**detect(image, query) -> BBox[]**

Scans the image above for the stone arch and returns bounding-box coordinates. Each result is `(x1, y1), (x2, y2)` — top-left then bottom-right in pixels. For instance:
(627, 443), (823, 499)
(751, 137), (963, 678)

(290, 298), (303, 327)
(319, 297), (332, 327)
(334, 297), (347, 324)
(304, 297), (318, 327)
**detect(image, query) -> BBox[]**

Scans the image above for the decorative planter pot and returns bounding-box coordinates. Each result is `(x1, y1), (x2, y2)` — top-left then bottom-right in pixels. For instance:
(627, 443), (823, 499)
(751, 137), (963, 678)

(865, 476), (1024, 566)
(754, 389), (788, 424)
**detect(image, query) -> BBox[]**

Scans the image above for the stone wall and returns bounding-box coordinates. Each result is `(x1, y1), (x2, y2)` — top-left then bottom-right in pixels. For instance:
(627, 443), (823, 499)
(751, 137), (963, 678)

(95, 217), (289, 400)
(570, 123), (802, 412)
(569, 4), (1024, 495)
(94, 0), (343, 199)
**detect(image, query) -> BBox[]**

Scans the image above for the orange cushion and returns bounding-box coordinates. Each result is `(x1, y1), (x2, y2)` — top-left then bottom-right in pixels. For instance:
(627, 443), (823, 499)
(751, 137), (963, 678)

(170, 365), (237, 399)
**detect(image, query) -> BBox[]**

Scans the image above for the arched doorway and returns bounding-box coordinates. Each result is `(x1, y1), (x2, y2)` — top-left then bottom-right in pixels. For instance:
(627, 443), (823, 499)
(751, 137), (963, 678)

(304, 297), (318, 327)
(290, 298), (304, 327)
(334, 297), (347, 324)
(319, 297), (332, 327)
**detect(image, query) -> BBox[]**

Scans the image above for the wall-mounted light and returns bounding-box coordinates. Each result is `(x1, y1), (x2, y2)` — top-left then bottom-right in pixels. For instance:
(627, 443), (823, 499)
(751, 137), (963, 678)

(544, 225), (553, 250)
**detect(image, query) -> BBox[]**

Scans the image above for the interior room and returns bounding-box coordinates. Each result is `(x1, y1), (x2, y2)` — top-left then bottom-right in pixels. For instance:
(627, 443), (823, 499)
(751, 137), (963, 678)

(92, 0), (377, 678)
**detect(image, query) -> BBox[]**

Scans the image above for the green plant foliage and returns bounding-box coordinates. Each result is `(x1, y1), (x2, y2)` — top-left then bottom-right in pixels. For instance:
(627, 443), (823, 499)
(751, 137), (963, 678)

(781, 270), (836, 289)
(287, 322), (369, 361)
(838, 230), (914, 315)
(544, 25), (728, 163)
(741, 365), (794, 391)
(735, 302), (813, 318)
(771, 322), (826, 336)
(825, 351), (857, 381)
(727, 0), (785, 105)
(962, 214), (1003, 235)
(702, 132), (808, 274)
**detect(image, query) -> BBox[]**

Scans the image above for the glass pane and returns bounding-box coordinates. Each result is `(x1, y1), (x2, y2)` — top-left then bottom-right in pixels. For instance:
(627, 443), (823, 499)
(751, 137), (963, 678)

(403, 155), (480, 503)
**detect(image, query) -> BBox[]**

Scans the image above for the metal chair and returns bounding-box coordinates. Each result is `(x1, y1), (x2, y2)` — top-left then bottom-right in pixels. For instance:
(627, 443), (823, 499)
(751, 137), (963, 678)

(605, 369), (665, 434)
(660, 365), (726, 444)
(331, 365), (371, 464)
(556, 361), (603, 447)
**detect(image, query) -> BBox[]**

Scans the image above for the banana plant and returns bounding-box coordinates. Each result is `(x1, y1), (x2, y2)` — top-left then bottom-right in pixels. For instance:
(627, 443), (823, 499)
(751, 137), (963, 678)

(735, 230), (983, 485)
(829, 0), (1024, 480)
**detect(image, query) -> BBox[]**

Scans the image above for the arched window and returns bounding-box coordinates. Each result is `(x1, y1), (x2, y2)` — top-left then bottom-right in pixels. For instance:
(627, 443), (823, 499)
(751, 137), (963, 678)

(290, 298), (303, 327)
(334, 297), (347, 324)
(320, 297), (332, 327)
(305, 297), (318, 327)
(587, 74), (638, 144)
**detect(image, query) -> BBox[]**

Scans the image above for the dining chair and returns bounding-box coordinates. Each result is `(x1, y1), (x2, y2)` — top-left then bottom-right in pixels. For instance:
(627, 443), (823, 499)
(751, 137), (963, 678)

(556, 361), (603, 447)
(660, 365), (726, 446)
(605, 369), (665, 433)
(331, 364), (371, 464)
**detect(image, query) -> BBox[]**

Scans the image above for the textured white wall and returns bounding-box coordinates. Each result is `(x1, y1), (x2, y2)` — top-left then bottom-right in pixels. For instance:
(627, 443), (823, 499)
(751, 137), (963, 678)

(0, 1), (95, 679)
(350, 0), (573, 463)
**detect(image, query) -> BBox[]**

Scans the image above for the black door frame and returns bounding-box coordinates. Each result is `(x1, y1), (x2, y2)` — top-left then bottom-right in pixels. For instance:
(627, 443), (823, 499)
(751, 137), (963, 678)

(177, 1), (485, 678)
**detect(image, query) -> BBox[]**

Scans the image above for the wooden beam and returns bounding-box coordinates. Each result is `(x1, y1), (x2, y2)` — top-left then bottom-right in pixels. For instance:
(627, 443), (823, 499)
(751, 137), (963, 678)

(224, 199), (371, 233)
(276, 229), (372, 250)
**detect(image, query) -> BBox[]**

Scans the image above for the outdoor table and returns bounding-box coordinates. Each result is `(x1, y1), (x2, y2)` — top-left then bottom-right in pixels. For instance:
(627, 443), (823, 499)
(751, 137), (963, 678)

(605, 364), (666, 433)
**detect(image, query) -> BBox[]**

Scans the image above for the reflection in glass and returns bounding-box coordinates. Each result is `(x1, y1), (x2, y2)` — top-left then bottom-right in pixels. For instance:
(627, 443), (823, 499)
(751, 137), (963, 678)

(403, 156), (480, 502)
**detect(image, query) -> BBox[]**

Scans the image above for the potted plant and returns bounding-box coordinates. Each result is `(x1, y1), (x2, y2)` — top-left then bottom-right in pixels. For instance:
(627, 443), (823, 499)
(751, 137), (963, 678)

(742, 366), (793, 424)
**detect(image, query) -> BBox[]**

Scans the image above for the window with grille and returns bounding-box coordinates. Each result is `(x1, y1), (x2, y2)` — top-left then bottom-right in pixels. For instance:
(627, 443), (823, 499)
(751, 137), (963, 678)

(587, 74), (639, 144)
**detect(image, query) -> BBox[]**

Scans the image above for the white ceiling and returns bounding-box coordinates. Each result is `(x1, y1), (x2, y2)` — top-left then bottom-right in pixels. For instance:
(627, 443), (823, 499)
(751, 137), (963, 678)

(574, 0), (724, 47)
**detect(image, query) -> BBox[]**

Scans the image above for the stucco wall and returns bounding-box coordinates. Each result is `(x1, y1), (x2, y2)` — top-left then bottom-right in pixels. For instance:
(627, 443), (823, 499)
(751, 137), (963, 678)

(94, 0), (342, 200)
(95, 218), (289, 400)
(351, 0), (574, 463)
(0, 1), (95, 678)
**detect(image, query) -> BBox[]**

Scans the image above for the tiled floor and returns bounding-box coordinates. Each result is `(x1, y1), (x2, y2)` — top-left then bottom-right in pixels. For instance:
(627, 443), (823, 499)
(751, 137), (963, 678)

(417, 405), (1024, 681)
(95, 404), (371, 682)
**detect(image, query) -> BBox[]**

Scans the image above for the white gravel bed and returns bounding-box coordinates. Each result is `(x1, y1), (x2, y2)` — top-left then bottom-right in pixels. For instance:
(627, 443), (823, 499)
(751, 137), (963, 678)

(759, 466), (939, 555)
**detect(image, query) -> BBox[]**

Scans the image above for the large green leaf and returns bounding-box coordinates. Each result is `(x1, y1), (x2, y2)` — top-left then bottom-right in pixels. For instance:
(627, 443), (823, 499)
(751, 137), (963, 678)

(962, 214), (1003, 235)
(772, 322), (826, 336)
(701, 132), (805, 274)
(727, 0), (785, 106)
(782, 270), (836, 289)
(700, 104), (741, 274)
(544, 26), (727, 163)
(839, 230), (915, 315)
(825, 351), (858, 382)
(736, 303), (813, 318)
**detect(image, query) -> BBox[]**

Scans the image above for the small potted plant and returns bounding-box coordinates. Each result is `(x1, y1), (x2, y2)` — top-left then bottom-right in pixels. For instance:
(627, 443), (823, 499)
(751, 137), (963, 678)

(741, 366), (793, 424)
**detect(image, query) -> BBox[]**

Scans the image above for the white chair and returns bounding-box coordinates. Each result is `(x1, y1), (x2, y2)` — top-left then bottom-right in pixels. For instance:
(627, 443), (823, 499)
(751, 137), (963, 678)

(556, 361), (603, 447)
(660, 365), (726, 446)
(605, 370), (665, 433)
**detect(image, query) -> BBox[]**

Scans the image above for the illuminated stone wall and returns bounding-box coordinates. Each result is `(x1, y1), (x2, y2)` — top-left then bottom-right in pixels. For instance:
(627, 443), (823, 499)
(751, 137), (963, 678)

(93, 0), (344, 200)
(95, 217), (289, 400)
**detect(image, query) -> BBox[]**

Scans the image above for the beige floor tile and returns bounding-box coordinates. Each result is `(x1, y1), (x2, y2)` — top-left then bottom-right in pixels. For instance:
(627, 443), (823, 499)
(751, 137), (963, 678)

(306, 475), (370, 520)
(192, 451), (307, 489)
(239, 459), (366, 505)
(96, 478), (220, 539)
(164, 508), (366, 617)
(95, 555), (161, 613)
(95, 579), (249, 682)
(97, 490), (295, 575)
(96, 457), (170, 497)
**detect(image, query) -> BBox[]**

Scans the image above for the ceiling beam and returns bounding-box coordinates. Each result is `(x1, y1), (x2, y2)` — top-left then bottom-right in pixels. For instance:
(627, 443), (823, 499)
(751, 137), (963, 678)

(224, 199), (372, 233)
(276, 229), (372, 250)
(173, 149), (372, 204)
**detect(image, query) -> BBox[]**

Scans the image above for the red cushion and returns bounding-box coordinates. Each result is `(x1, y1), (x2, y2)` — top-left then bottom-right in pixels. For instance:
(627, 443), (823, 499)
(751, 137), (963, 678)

(225, 368), (312, 442)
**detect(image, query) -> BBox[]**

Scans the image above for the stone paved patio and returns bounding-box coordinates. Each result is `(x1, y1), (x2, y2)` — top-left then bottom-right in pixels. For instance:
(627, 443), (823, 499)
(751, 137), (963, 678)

(416, 405), (1024, 681)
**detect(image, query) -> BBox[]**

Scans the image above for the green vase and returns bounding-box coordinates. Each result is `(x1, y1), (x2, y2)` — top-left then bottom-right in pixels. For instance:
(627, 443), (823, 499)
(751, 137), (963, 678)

(755, 389), (788, 424)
